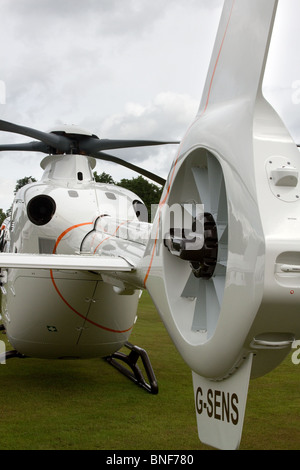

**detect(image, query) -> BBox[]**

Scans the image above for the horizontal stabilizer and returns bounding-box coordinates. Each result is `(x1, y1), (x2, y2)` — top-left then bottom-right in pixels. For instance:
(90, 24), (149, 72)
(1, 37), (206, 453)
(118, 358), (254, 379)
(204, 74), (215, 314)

(192, 354), (253, 450)
(0, 253), (134, 272)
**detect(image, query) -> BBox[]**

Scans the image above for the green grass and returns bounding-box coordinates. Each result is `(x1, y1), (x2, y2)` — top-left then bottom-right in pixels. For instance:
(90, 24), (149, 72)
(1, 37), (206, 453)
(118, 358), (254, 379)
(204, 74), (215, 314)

(0, 291), (299, 450)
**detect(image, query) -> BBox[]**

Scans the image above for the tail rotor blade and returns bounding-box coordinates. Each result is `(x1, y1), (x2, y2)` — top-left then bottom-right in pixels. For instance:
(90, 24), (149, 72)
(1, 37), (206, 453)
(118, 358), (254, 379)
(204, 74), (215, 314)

(191, 167), (211, 213)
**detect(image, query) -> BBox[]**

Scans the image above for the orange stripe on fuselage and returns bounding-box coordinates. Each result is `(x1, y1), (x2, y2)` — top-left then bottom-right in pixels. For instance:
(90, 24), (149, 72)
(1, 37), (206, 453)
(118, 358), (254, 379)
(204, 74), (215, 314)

(51, 221), (133, 334)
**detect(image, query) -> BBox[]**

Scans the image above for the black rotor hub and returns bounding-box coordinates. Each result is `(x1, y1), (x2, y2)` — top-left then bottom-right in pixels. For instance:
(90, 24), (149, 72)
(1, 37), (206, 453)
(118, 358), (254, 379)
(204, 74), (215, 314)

(190, 213), (218, 279)
(164, 212), (219, 280)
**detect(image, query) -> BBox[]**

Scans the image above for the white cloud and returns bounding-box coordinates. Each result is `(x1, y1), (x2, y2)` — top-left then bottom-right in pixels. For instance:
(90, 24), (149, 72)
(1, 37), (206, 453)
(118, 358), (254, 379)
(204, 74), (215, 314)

(0, 0), (300, 211)
(101, 92), (198, 140)
(94, 91), (198, 186)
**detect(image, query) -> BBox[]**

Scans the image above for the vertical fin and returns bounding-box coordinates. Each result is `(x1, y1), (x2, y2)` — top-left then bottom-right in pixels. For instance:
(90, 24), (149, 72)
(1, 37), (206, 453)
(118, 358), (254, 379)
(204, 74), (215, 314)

(192, 354), (253, 450)
(198, 0), (278, 115)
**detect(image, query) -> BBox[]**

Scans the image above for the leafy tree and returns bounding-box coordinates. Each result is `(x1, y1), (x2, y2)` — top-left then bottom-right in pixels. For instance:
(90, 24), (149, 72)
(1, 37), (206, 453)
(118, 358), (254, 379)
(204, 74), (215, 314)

(0, 177), (38, 223)
(117, 175), (162, 220)
(94, 171), (162, 213)
(0, 208), (7, 225)
(93, 171), (163, 219)
(93, 171), (115, 184)
(14, 176), (37, 194)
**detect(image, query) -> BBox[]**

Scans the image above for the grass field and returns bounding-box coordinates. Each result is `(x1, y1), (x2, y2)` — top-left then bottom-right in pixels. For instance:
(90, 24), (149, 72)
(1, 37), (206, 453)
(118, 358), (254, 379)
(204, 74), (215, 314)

(0, 291), (299, 450)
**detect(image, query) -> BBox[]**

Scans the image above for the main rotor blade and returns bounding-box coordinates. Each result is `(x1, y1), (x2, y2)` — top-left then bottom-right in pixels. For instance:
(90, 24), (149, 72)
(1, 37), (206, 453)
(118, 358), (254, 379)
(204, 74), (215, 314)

(0, 119), (71, 152)
(0, 141), (49, 153)
(92, 151), (166, 186)
(81, 138), (179, 153)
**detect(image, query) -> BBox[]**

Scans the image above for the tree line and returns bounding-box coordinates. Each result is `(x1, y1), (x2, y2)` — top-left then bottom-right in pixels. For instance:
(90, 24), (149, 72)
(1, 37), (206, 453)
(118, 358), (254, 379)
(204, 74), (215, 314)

(0, 172), (163, 225)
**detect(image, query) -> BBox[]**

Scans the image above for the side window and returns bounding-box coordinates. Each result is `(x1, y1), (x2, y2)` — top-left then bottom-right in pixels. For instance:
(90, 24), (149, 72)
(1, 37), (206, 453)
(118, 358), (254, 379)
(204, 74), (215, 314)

(133, 200), (148, 222)
(0, 224), (5, 252)
(0, 219), (10, 252)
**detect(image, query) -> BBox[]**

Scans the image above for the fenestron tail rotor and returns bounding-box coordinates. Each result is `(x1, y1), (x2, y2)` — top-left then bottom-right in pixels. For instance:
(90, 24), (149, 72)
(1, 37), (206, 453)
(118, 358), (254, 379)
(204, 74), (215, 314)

(161, 148), (228, 343)
(179, 151), (228, 340)
(0, 118), (179, 185)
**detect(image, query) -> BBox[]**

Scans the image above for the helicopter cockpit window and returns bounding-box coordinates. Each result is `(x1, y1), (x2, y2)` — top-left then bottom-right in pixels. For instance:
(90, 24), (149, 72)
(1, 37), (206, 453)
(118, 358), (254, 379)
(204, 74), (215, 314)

(133, 200), (148, 222)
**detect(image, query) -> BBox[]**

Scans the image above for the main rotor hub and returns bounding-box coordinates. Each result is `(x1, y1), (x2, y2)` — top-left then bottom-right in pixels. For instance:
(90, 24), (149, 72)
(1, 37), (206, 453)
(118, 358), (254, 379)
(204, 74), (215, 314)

(49, 126), (100, 155)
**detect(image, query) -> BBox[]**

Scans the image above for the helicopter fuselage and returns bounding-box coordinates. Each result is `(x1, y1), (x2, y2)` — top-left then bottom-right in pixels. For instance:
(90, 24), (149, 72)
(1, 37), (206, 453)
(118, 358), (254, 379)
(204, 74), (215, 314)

(0, 154), (150, 359)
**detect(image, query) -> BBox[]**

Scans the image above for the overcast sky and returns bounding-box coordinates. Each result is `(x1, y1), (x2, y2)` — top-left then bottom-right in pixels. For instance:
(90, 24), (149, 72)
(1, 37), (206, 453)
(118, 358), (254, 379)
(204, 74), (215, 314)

(0, 0), (300, 211)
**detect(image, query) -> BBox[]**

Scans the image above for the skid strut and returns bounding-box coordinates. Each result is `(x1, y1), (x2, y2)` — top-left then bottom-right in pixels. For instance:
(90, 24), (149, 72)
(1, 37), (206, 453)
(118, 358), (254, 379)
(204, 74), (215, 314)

(0, 326), (26, 362)
(105, 342), (158, 394)
(0, 350), (26, 362)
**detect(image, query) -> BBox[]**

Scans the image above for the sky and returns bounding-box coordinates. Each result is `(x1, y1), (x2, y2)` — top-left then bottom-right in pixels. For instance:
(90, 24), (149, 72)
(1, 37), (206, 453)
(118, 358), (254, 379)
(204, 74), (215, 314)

(0, 0), (300, 211)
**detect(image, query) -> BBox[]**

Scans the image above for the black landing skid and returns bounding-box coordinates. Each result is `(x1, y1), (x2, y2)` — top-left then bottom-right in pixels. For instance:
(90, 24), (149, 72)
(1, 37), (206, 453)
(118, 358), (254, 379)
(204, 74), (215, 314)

(0, 350), (26, 362)
(0, 324), (158, 394)
(105, 342), (158, 395)
(0, 324), (26, 362)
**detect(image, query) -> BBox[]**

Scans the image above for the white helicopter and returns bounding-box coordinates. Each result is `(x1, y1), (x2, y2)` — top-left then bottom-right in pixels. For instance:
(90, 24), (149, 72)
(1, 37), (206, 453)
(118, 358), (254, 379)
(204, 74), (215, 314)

(0, 123), (177, 389)
(0, 0), (299, 450)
